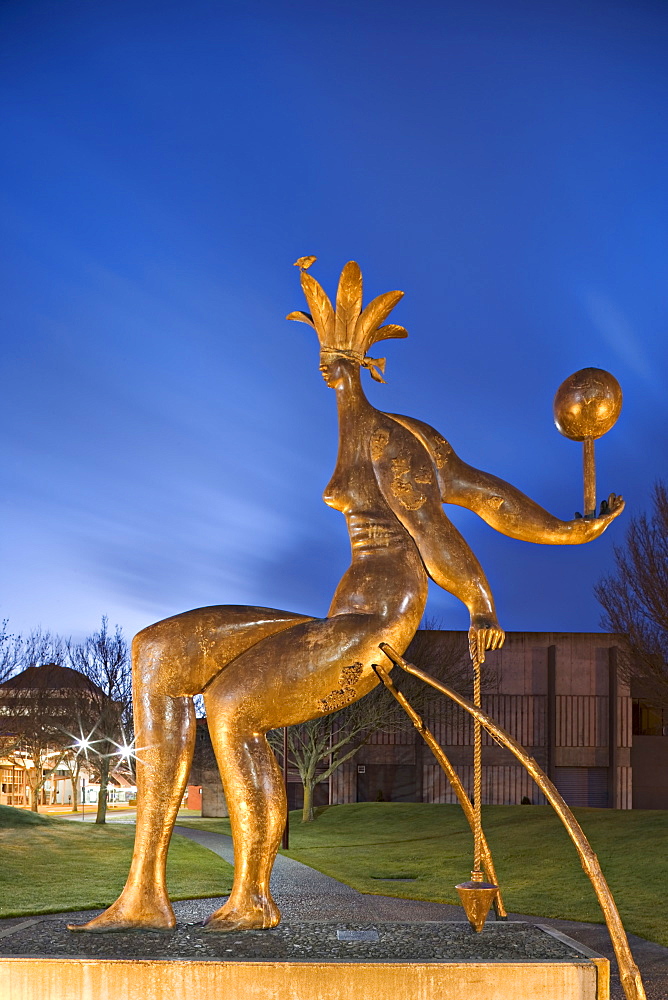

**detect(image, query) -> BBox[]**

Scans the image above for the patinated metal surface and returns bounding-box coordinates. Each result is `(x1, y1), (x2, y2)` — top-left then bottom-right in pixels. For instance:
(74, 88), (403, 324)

(553, 368), (622, 442)
(454, 877), (500, 934)
(69, 261), (624, 939)
(456, 645), (498, 932)
(379, 643), (645, 1000)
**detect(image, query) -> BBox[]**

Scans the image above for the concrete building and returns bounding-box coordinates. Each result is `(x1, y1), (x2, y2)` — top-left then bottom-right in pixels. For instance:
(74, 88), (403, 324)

(331, 631), (668, 810)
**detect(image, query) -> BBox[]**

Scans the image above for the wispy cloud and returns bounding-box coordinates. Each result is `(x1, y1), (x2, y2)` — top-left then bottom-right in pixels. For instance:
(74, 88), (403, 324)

(585, 291), (655, 386)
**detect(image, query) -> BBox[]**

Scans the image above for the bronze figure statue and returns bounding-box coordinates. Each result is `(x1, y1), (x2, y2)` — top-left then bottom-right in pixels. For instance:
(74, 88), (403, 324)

(70, 261), (623, 933)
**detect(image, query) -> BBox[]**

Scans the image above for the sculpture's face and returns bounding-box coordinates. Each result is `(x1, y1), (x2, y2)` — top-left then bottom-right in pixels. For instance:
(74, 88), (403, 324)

(319, 353), (347, 388)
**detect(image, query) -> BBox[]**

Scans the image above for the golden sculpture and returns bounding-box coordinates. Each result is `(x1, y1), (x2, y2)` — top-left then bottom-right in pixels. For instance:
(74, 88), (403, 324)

(69, 260), (624, 935)
(372, 662), (507, 922)
(453, 638), (500, 933)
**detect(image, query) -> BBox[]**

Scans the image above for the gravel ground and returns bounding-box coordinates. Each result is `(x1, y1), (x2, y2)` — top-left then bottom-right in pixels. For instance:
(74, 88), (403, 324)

(0, 919), (583, 963)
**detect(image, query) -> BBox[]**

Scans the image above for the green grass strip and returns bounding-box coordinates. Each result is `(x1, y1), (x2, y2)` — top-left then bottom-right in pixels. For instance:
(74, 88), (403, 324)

(0, 807), (233, 918)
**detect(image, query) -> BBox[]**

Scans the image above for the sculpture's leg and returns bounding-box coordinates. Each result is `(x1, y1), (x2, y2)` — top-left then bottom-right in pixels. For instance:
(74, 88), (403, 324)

(67, 606), (316, 933)
(69, 661), (196, 931)
(199, 611), (409, 931)
(202, 718), (285, 931)
(71, 605), (310, 931)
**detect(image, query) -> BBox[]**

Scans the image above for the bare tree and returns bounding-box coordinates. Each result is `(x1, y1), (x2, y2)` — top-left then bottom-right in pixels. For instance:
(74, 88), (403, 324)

(270, 687), (411, 824)
(59, 744), (87, 813)
(56, 682), (110, 814)
(596, 482), (668, 711)
(270, 626), (469, 822)
(67, 617), (132, 824)
(0, 622), (21, 765)
(404, 624), (477, 696)
(0, 620), (20, 687)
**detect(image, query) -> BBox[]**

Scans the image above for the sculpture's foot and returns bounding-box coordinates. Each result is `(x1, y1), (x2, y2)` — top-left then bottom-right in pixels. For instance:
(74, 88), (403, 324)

(67, 892), (176, 933)
(204, 894), (280, 932)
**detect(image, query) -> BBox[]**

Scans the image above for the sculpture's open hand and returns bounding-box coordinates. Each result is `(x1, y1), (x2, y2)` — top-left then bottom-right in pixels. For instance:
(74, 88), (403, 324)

(468, 618), (505, 666)
(573, 493), (625, 540)
(597, 493), (625, 519)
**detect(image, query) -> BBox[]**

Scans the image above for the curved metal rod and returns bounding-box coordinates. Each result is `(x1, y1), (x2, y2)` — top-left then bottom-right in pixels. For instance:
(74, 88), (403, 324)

(373, 664), (507, 919)
(379, 643), (646, 1000)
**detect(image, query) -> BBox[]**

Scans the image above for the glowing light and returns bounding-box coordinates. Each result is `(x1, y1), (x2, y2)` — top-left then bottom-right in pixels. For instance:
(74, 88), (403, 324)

(112, 739), (141, 764)
(66, 728), (103, 758)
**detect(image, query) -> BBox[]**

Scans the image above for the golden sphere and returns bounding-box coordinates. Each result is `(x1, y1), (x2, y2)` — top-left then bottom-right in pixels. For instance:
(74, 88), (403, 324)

(553, 368), (622, 441)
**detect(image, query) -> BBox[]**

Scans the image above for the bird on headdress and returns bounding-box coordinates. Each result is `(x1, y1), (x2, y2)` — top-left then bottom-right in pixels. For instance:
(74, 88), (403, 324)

(293, 255), (317, 271)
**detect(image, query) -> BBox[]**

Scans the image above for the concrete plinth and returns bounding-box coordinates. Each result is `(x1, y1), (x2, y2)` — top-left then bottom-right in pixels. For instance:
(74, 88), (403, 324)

(0, 920), (609, 1000)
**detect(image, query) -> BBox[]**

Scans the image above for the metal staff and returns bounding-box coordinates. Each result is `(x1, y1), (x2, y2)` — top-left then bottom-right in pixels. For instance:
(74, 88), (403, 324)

(372, 660), (506, 920)
(381, 643), (498, 933)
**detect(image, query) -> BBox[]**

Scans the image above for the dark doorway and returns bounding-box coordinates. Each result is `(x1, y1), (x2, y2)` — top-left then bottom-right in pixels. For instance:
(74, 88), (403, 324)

(631, 737), (668, 808)
(356, 764), (418, 803)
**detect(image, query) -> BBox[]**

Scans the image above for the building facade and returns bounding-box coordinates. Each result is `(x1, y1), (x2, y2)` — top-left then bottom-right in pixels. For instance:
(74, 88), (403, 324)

(331, 631), (638, 810)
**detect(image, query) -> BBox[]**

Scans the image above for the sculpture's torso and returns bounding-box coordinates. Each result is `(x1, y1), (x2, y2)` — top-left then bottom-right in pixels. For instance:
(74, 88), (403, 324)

(322, 387), (429, 629)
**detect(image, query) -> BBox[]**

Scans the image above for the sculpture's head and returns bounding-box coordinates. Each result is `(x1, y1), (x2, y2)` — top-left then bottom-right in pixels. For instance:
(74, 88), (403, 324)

(318, 352), (348, 388)
(318, 349), (368, 388)
(287, 260), (408, 386)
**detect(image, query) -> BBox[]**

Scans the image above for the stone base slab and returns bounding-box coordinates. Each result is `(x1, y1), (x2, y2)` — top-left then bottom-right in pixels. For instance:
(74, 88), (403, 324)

(0, 921), (609, 1000)
(0, 956), (609, 1000)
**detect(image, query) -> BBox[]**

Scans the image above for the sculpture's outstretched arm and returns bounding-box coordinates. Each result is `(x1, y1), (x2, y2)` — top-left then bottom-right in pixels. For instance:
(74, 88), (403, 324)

(445, 459), (624, 544)
(386, 413), (624, 545)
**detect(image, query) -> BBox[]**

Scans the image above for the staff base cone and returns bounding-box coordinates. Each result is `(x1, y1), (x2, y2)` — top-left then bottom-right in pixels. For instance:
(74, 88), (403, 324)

(456, 873), (498, 933)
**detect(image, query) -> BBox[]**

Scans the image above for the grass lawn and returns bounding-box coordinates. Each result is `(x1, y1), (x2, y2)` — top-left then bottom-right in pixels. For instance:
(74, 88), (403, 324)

(180, 802), (668, 946)
(0, 804), (233, 918)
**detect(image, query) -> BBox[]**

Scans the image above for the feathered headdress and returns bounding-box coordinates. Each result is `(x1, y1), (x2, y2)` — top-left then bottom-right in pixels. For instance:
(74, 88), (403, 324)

(287, 261), (407, 382)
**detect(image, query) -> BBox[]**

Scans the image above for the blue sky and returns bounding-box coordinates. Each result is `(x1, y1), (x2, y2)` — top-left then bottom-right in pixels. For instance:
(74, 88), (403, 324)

(1, 0), (666, 641)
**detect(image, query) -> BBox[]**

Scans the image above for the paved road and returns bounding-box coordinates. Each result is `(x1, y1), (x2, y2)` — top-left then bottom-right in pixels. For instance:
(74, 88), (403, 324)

(59, 808), (140, 823)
